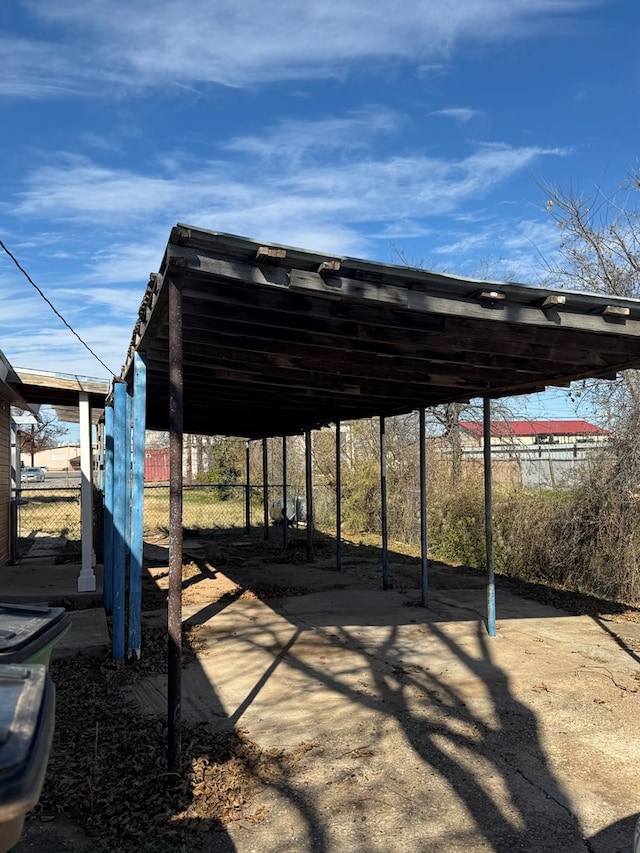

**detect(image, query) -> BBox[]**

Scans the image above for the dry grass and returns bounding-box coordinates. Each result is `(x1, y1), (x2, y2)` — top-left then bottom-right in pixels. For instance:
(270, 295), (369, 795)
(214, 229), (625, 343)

(18, 489), (81, 539)
(144, 487), (247, 534)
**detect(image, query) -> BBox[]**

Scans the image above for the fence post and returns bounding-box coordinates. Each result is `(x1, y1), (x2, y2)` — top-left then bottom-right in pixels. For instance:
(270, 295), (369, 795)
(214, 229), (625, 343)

(336, 420), (342, 572)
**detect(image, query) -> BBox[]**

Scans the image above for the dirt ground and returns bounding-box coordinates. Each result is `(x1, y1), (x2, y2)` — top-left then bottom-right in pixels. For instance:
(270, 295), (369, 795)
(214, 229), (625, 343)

(18, 530), (640, 852)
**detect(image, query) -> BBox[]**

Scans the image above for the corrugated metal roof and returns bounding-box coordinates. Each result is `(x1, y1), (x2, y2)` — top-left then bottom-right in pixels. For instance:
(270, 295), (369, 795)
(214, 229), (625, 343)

(459, 420), (608, 438)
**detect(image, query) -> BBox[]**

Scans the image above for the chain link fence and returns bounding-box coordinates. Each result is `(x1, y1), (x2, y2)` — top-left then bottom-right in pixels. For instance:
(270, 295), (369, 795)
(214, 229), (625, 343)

(143, 483), (311, 534)
(15, 485), (82, 559)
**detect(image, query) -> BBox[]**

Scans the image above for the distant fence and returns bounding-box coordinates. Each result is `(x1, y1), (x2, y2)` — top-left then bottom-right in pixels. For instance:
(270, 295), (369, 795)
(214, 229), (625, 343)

(461, 442), (605, 489)
(143, 483), (305, 534)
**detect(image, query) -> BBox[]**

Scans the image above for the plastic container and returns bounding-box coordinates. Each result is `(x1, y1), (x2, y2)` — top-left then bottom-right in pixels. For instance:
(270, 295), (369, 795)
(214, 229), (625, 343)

(0, 604), (71, 668)
(0, 663), (56, 852)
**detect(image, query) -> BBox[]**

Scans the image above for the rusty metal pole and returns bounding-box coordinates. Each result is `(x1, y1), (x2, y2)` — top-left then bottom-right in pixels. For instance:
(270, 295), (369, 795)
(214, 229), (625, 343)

(419, 408), (428, 607)
(336, 420), (342, 572)
(168, 277), (184, 773)
(245, 440), (251, 536)
(262, 438), (269, 540)
(305, 429), (314, 562)
(380, 416), (389, 589)
(483, 397), (496, 637)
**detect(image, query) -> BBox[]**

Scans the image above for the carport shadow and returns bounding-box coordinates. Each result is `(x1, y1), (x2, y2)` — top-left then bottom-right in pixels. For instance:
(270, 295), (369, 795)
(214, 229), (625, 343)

(137, 531), (639, 851)
(228, 603), (590, 850)
(159, 533), (614, 852)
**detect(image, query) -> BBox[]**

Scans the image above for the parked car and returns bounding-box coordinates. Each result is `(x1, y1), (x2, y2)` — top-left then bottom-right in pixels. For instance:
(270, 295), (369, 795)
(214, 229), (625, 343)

(20, 467), (45, 483)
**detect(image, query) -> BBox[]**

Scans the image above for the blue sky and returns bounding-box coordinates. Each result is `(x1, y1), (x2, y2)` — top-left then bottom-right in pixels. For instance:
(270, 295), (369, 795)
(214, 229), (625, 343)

(1, 0), (638, 424)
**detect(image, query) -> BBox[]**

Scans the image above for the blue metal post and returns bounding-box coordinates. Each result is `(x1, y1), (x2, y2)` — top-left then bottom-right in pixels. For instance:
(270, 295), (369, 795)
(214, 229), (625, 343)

(305, 429), (313, 562)
(128, 352), (146, 659)
(419, 408), (429, 607)
(103, 404), (114, 613)
(380, 416), (389, 589)
(262, 438), (269, 540)
(112, 380), (129, 661)
(483, 397), (496, 637)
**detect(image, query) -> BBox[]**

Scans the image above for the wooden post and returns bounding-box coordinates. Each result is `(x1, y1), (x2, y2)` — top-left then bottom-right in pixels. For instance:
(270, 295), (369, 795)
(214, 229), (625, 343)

(103, 403), (114, 613)
(77, 391), (96, 593)
(112, 381), (128, 660)
(128, 352), (146, 659)
(168, 278), (184, 773)
(483, 397), (496, 637)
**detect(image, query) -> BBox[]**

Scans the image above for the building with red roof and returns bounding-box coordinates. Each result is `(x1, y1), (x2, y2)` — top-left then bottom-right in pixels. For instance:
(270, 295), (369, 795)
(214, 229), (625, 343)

(459, 419), (609, 447)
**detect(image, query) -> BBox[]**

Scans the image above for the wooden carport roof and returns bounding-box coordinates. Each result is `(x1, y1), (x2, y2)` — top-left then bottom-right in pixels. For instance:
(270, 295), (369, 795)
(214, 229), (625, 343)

(10, 368), (108, 424)
(122, 224), (640, 437)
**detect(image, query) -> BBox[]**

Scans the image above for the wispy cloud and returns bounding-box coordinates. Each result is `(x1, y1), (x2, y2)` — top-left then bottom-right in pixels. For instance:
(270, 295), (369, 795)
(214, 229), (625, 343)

(5, 0), (597, 96)
(430, 107), (482, 123)
(11, 118), (568, 255)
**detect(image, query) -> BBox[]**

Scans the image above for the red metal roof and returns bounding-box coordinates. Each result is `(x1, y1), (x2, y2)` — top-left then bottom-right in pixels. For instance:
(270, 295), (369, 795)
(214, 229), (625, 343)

(459, 419), (608, 438)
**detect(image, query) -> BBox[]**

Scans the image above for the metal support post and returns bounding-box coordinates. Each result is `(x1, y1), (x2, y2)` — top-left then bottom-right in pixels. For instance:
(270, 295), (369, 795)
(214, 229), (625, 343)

(305, 429), (313, 562)
(282, 436), (288, 550)
(483, 397), (496, 637)
(419, 408), (428, 607)
(245, 441), (251, 536)
(335, 421), (342, 572)
(262, 438), (269, 540)
(168, 278), (184, 773)
(380, 416), (389, 589)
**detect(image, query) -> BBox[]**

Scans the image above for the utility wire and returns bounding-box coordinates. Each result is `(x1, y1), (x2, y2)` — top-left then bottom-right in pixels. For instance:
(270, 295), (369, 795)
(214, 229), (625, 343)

(0, 238), (116, 377)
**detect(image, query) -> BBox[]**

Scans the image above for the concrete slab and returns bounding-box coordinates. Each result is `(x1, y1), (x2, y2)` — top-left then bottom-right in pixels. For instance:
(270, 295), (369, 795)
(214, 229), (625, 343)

(126, 583), (640, 852)
(0, 560), (103, 608)
(52, 608), (110, 659)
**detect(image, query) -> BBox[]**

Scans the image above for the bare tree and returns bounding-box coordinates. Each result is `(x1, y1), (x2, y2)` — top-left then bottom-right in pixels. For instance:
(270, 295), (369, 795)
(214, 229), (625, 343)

(15, 410), (68, 465)
(541, 172), (640, 489)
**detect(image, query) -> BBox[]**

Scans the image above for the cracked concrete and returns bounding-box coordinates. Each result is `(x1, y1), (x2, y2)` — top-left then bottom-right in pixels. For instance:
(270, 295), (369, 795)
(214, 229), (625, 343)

(128, 553), (640, 853)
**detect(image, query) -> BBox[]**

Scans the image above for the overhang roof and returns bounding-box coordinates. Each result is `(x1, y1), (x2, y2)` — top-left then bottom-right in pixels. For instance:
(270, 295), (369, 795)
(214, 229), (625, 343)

(122, 224), (640, 439)
(10, 368), (109, 424)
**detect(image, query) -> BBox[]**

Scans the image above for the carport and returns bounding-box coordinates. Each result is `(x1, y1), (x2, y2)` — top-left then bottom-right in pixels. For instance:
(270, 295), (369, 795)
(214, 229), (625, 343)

(115, 223), (640, 769)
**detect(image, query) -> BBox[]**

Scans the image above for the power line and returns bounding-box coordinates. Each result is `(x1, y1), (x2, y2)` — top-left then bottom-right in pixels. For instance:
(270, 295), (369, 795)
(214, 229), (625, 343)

(0, 239), (116, 377)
